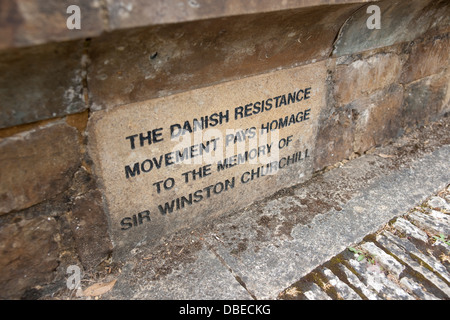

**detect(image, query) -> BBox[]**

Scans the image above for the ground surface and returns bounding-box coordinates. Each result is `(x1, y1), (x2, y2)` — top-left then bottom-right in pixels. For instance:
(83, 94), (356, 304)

(45, 117), (450, 300)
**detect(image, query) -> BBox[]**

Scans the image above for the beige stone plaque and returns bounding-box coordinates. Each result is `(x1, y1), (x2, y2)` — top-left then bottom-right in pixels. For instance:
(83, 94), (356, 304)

(89, 61), (327, 255)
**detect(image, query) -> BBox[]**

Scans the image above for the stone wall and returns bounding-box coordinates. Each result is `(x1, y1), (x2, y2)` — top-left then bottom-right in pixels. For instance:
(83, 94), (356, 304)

(0, 0), (449, 299)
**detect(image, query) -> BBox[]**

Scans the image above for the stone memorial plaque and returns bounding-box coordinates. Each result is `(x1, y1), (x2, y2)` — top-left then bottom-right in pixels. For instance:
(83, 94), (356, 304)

(89, 61), (327, 255)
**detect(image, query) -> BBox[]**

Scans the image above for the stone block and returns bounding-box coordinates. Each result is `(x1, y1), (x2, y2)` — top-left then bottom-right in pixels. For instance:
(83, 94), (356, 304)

(0, 40), (86, 128)
(351, 84), (404, 153)
(88, 4), (360, 110)
(313, 104), (355, 170)
(0, 213), (59, 299)
(332, 0), (450, 57)
(88, 61), (327, 257)
(400, 33), (450, 84)
(0, 0), (104, 50)
(334, 52), (402, 106)
(105, 0), (372, 31)
(0, 122), (81, 214)
(401, 71), (449, 129)
(69, 190), (112, 269)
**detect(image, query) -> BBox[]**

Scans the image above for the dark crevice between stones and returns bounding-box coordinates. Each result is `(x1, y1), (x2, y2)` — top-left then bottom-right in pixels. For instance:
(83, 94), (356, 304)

(207, 242), (258, 300)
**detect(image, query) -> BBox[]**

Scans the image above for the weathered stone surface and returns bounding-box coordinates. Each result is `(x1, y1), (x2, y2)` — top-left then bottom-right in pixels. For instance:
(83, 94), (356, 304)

(113, 247), (253, 299)
(312, 103), (355, 171)
(88, 4), (360, 110)
(377, 232), (450, 296)
(409, 211), (450, 236)
(0, 121), (81, 214)
(0, 213), (59, 299)
(314, 56), (404, 170)
(401, 71), (450, 129)
(393, 218), (429, 243)
(322, 267), (362, 300)
(106, 0), (373, 31)
(351, 84), (404, 153)
(88, 62), (327, 257)
(428, 196), (450, 212)
(69, 190), (112, 269)
(333, 0), (450, 57)
(334, 52), (402, 106)
(400, 34), (450, 84)
(0, 0), (104, 50)
(361, 242), (405, 277)
(314, 39), (449, 171)
(0, 40), (86, 128)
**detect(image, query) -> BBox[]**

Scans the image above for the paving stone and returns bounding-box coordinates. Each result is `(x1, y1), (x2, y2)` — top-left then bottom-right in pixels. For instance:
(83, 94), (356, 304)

(393, 217), (429, 243)
(303, 283), (332, 300)
(409, 211), (450, 236)
(348, 258), (414, 300)
(428, 197), (450, 213)
(361, 242), (405, 277)
(339, 264), (380, 300)
(380, 231), (450, 283)
(109, 247), (253, 300)
(280, 183), (450, 301)
(428, 210), (450, 224)
(377, 232), (450, 297)
(322, 267), (362, 300)
(399, 277), (439, 300)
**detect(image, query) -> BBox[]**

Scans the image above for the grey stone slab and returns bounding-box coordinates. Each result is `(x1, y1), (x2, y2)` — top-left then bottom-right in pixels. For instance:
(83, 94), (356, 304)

(393, 218), (429, 243)
(339, 264), (380, 300)
(399, 277), (439, 300)
(380, 231), (450, 283)
(428, 197), (450, 213)
(409, 211), (450, 236)
(429, 210), (450, 225)
(377, 232), (450, 297)
(109, 247), (253, 300)
(322, 267), (362, 300)
(361, 242), (405, 277)
(304, 283), (332, 300)
(348, 258), (414, 300)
